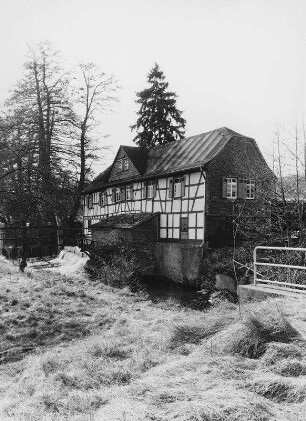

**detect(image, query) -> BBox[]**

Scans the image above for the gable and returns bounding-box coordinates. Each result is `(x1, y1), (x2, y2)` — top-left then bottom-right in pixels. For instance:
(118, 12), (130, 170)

(108, 147), (141, 183)
(208, 137), (273, 179)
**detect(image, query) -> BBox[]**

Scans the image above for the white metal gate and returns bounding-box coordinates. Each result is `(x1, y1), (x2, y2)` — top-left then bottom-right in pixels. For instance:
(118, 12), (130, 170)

(253, 246), (306, 292)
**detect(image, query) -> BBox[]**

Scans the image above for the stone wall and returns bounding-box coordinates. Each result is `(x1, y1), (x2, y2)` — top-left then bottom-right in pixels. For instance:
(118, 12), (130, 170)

(91, 228), (132, 246)
(155, 242), (203, 284)
(206, 136), (274, 216)
(205, 136), (274, 246)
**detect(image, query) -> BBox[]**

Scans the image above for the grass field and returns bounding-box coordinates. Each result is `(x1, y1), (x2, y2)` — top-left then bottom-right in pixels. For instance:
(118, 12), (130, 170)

(0, 255), (305, 421)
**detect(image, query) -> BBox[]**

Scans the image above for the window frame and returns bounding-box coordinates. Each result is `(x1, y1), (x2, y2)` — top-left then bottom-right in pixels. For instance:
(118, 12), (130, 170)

(169, 176), (185, 198)
(115, 187), (121, 202)
(117, 159), (123, 172)
(123, 158), (129, 171)
(174, 178), (182, 198)
(99, 191), (108, 206)
(147, 181), (154, 199)
(246, 179), (255, 199)
(226, 178), (237, 199)
(87, 194), (93, 209)
(126, 185), (131, 201)
(180, 216), (188, 240)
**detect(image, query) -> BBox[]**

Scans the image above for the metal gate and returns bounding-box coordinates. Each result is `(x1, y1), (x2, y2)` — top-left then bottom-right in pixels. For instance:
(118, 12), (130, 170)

(253, 246), (306, 292)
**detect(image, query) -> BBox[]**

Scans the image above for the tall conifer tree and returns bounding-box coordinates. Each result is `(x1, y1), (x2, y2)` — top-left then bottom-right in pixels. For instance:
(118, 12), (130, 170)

(131, 63), (186, 148)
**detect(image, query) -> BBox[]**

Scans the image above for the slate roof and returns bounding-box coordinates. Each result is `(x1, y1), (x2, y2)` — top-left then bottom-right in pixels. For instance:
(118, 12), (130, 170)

(91, 212), (158, 229)
(84, 166), (112, 191)
(84, 127), (254, 193)
(122, 146), (148, 174)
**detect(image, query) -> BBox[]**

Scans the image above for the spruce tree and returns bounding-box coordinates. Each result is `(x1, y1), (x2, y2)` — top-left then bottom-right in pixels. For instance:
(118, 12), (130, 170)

(131, 63), (186, 148)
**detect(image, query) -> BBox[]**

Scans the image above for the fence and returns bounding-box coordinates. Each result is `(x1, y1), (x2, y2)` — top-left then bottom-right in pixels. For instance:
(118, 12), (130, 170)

(253, 246), (306, 292)
(0, 225), (83, 259)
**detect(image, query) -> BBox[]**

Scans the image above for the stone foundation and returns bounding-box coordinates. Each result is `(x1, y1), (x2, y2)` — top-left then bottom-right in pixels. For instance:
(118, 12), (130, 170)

(155, 242), (203, 284)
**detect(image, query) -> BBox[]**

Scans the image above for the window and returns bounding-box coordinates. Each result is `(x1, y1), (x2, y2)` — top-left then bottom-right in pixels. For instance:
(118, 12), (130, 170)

(222, 178), (237, 199)
(126, 185), (133, 200)
(180, 217), (188, 239)
(117, 159), (123, 172)
(222, 178), (255, 200)
(174, 178), (182, 198)
(246, 179), (255, 199)
(115, 187), (121, 202)
(142, 182), (146, 199)
(123, 158), (129, 171)
(169, 177), (185, 198)
(147, 181), (154, 199)
(88, 220), (92, 231)
(87, 194), (93, 208)
(143, 181), (156, 199)
(99, 192), (107, 206)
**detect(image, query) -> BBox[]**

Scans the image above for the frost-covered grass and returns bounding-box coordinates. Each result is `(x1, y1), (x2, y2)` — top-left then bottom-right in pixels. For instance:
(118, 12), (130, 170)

(0, 256), (306, 420)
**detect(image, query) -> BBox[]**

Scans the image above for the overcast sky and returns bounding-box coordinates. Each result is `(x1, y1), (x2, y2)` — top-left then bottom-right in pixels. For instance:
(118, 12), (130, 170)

(0, 0), (305, 174)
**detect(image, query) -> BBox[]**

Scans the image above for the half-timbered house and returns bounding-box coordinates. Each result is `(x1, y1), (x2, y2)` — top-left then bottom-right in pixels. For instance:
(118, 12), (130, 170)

(83, 127), (274, 281)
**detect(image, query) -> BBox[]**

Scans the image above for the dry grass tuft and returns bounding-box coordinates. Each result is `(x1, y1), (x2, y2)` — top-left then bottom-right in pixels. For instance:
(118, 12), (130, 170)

(187, 402), (271, 421)
(272, 359), (306, 377)
(220, 308), (300, 359)
(262, 342), (303, 365)
(169, 302), (237, 350)
(248, 376), (306, 403)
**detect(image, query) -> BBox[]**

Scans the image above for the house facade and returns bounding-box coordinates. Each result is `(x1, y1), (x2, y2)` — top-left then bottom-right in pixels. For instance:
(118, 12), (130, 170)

(83, 127), (274, 282)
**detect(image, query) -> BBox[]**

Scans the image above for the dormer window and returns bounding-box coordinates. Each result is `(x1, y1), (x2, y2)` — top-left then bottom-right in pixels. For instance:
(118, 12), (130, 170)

(117, 159), (123, 172)
(123, 158), (129, 171)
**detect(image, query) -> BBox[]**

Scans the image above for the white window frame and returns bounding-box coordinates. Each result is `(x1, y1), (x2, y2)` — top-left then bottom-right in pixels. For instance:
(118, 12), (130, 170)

(123, 158), (129, 171)
(147, 181), (154, 199)
(174, 178), (182, 198)
(227, 178), (237, 199)
(115, 187), (121, 202)
(246, 179), (255, 199)
(126, 185), (134, 201)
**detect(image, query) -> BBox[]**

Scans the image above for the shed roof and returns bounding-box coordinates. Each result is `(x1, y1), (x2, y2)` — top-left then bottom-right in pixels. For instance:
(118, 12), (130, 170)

(91, 212), (158, 229)
(84, 127), (253, 193)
